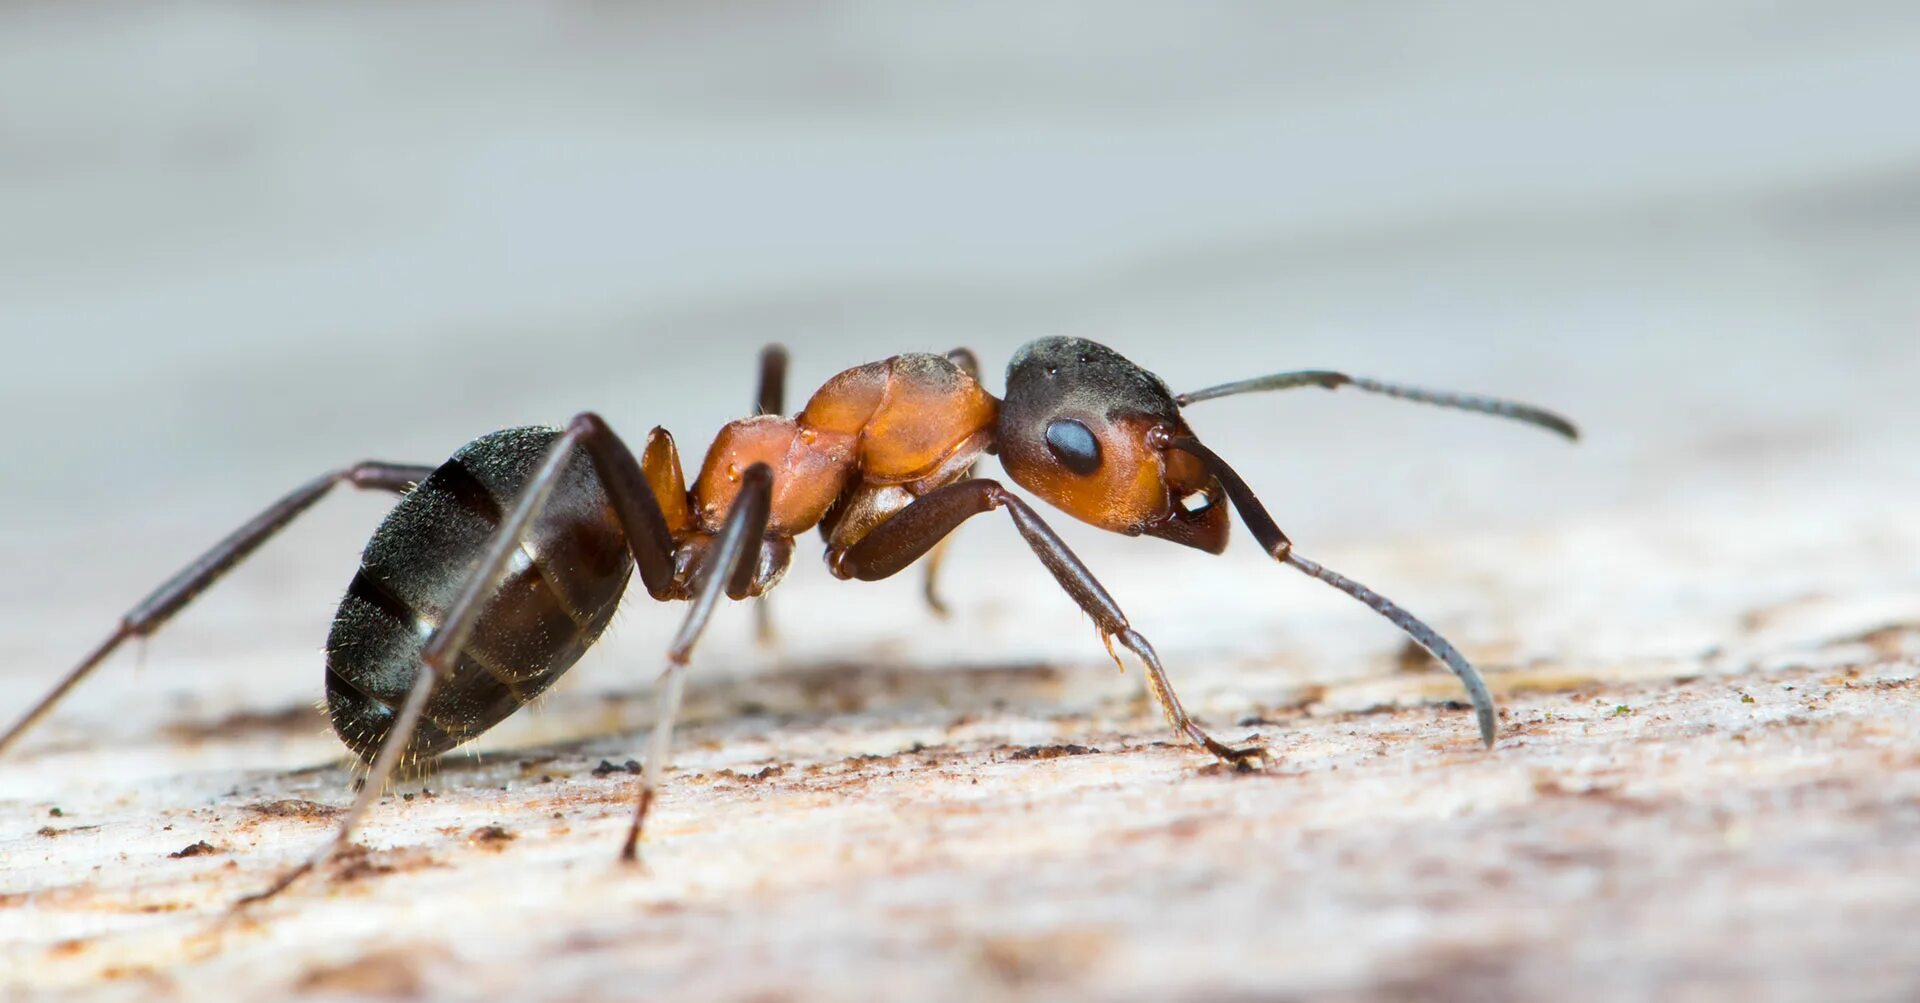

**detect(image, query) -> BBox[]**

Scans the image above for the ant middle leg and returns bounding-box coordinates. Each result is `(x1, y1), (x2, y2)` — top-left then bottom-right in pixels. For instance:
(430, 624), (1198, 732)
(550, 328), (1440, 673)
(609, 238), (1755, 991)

(0, 461), (433, 758)
(750, 344), (789, 645)
(944, 346), (981, 380)
(621, 461), (774, 861)
(919, 536), (958, 617)
(914, 346), (982, 618)
(828, 479), (1262, 764)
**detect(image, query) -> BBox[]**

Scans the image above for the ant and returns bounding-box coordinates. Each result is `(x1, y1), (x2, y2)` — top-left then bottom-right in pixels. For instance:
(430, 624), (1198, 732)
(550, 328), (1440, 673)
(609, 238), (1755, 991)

(0, 337), (1575, 904)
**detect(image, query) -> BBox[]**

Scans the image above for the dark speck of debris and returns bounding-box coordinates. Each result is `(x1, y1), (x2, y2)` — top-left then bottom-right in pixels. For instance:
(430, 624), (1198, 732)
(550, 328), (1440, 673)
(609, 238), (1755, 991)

(1009, 744), (1099, 761)
(331, 844), (396, 883)
(468, 825), (516, 849)
(1613, 704), (1633, 716)
(715, 763), (791, 783)
(48, 807), (63, 818)
(1199, 759), (1261, 777)
(1740, 693), (1756, 704)
(593, 759), (642, 777)
(169, 841), (218, 859)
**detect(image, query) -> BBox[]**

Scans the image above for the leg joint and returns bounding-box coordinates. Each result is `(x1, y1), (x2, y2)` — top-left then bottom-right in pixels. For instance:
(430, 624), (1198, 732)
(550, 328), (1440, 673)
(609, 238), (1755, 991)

(567, 411), (611, 438)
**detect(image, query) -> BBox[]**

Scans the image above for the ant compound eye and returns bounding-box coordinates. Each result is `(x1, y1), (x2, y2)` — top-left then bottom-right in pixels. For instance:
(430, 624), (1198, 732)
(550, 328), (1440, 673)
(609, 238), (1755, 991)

(1044, 419), (1102, 475)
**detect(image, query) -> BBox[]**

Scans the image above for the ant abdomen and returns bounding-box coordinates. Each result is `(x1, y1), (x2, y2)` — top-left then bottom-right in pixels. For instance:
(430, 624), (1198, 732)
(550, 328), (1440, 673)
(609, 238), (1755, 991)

(326, 427), (631, 762)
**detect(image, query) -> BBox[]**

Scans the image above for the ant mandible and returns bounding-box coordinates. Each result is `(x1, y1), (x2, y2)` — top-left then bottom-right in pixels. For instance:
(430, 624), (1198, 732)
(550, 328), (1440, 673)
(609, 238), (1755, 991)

(0, 337), (1576, 904)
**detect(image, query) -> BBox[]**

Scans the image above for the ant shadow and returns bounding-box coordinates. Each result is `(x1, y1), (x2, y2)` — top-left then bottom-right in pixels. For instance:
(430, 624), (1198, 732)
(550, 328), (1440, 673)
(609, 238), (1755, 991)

(435, 655), (1111, 778)
(238, 655), (1143, 790)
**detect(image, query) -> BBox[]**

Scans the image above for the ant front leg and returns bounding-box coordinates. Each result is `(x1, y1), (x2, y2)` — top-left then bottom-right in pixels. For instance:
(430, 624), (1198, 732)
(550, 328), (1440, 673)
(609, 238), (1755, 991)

(0, 461), (433, 757)
(829, 478), (1261, 765)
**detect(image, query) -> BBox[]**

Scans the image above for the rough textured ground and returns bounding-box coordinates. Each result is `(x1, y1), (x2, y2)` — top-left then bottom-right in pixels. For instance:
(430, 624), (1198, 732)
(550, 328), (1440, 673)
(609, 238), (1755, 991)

(4, 4), (1920, 1001)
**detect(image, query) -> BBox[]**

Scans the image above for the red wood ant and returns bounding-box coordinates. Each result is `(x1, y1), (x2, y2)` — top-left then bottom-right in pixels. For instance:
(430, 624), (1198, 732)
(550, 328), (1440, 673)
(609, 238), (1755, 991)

(0, 337), (1575, 903)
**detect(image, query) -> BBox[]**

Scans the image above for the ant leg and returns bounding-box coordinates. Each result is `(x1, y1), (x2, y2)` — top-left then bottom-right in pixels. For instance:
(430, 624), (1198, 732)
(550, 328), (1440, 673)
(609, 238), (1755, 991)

(0, 461), (432, 758)
(919, 536), (957, 617)
(751, 344), (788, 645)
(755, 344), (789, 416)
(829, 479), (1261, 764)
(240, 415), (688, 905)
(944, 347), (981, 380)
(915, 346), (984, 618)
(622, 461), (774, 861)
(1163, 434), (1497, 747)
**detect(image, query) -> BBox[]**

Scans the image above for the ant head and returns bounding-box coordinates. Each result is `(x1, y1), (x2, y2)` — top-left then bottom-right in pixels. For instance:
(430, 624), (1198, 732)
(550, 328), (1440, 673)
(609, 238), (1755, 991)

(997, 337), (1227, 552)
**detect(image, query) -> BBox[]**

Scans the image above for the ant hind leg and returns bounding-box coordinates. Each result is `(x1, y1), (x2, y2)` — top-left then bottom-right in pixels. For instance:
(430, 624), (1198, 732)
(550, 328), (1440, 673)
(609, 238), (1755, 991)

(242, 414), (688, 905)
(0, 461), (432, 758)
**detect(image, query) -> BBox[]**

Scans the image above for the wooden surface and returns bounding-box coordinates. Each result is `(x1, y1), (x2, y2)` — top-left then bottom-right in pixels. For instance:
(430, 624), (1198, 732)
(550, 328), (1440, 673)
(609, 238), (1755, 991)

(3, 4), (1920, 1000)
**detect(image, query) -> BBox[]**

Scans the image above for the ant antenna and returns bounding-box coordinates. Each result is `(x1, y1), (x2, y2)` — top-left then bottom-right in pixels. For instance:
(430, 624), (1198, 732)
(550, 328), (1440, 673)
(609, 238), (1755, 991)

(1282, 550), (1496, 747)
(1161, 433), (1497, 746)
(1175, 370), (1579, 441)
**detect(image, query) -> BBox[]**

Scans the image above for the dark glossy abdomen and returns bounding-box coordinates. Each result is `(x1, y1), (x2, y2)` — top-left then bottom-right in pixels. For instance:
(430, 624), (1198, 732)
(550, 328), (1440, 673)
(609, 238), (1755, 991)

(324, 427), (633, 762)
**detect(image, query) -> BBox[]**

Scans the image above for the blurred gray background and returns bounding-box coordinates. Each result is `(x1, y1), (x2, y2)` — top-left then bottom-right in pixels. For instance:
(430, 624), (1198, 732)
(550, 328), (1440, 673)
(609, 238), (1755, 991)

(3, 4), (1920, 998)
